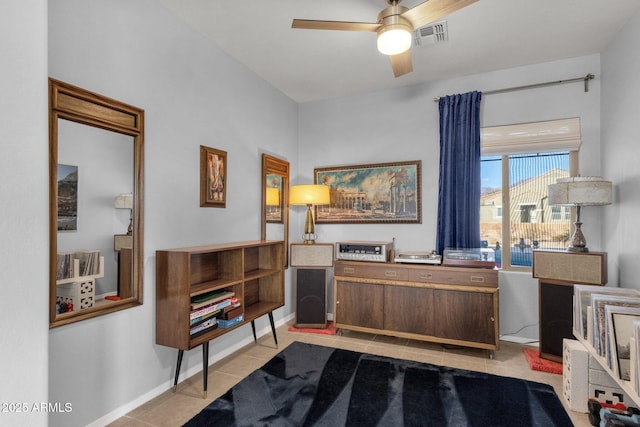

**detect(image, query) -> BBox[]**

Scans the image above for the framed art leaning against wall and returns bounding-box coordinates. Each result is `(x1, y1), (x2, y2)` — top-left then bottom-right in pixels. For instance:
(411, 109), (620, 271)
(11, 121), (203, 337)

(314, 160), (421, 224)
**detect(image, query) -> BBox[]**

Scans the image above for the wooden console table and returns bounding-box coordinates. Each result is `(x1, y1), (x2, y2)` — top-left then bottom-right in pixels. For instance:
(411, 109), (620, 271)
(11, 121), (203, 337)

(333, 260), (499, 355)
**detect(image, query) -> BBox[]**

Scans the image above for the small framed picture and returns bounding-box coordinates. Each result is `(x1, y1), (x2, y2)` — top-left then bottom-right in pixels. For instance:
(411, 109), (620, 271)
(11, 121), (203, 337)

(605, 305), (640, 380)
(591, 294), (640, 357)
(574, 285), (640, 341)
(200, 145), (227, 208)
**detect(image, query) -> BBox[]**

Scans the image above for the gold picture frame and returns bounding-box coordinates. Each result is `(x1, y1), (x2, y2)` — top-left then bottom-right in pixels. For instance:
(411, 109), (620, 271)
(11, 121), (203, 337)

(314, 160), (421, 224)
(200, 145), (227, 208)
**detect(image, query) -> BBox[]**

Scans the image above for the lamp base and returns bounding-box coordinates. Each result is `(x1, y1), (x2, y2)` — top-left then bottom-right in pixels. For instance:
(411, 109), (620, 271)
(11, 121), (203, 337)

(301, 234), (318, 245)
(567, 221), (588, 252)
(301, 205), (318, 244)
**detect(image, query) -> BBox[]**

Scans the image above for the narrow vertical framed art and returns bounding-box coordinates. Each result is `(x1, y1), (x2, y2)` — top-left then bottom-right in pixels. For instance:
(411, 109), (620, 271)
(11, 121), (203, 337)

(200, 145), (227, 208)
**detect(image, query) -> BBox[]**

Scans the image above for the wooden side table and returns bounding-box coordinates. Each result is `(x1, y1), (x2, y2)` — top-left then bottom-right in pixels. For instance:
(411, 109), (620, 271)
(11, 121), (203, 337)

(532, 250), (607, 362)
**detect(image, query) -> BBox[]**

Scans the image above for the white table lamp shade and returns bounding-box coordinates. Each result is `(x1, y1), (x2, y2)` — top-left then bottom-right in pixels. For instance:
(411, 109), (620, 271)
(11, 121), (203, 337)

(548, 176), (612, 206)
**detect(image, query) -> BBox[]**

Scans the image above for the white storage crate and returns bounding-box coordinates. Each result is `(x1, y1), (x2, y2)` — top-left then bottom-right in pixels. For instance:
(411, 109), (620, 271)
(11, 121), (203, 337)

(563, 338), (589, 413)
(57, 279), (95, 311)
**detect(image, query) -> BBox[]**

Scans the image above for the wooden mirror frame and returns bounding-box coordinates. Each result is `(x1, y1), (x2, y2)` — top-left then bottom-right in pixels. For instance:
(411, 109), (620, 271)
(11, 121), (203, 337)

(49, 78), (144, 327)
(261, 154), (289, 268)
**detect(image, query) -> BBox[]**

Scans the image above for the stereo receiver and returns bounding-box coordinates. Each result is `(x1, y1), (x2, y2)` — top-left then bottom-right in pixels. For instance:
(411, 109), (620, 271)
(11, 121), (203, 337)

(335, 241), (393, 263)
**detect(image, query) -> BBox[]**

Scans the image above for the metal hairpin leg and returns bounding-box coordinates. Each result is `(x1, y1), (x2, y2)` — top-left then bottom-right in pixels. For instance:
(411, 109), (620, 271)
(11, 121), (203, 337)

(251, 320), (257, 342)
(173, 349), (184, 392)
(172, 343), (209, 398)
(268, 312), (278, 346)
(202, 342), (209, 398)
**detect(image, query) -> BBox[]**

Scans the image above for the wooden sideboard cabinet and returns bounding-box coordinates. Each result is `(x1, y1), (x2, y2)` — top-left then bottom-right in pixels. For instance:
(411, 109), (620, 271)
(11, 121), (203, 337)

(156, 240), (284, 396)
(333, 260), (499, 353)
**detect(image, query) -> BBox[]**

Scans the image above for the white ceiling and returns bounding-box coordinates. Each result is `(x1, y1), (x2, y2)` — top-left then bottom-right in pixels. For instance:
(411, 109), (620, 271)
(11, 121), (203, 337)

(157, 0), (640, 103)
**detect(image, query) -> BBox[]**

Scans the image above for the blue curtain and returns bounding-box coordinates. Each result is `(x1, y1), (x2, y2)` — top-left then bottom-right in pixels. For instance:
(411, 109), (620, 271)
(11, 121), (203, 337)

(436, 91), (482, 253)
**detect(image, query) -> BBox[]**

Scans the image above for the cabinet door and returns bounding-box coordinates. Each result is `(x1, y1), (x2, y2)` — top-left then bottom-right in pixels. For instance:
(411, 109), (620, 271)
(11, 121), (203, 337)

(433, 289), (496, 345)
(384, 285), (434, 336)
(335, 280), (383, 330)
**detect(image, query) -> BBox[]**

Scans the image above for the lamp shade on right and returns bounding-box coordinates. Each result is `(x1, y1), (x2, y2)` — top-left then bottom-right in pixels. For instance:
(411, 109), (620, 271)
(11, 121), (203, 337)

(548, 176), (612, 207)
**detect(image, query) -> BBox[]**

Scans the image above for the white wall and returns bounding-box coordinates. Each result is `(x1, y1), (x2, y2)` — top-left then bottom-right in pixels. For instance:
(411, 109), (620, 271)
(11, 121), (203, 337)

(0, 1), (49, 426)
(26, 1), (638, 424)
(48, 1), (298, 426)
(298, 54), (602, 340)
(601, 9), (640, 288)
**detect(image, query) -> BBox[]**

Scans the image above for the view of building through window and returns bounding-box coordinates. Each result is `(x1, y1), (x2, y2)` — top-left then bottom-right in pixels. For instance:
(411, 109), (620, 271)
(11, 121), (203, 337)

(480, 152), (572, 268)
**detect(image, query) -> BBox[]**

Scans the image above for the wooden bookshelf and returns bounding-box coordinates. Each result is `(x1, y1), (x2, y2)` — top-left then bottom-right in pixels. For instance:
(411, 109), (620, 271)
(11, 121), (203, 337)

(155, 240), (284, 396)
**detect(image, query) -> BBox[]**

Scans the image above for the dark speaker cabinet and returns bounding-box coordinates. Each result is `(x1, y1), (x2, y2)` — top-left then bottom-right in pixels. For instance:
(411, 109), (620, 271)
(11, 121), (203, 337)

(539, 280), (575, 361)
(533, 250), (607, 362)
(295, 268), (327, 328)
(290, 243), (334, 328)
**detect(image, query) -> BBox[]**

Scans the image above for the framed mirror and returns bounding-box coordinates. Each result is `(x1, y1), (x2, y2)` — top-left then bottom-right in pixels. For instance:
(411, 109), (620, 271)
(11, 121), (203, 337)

(261, 154), (289, 268)
(49, 78), (144, 327)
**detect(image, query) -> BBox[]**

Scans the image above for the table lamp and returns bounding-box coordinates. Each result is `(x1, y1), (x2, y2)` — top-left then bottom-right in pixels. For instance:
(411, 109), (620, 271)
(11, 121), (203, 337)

(547, 176), (612, 252)
(114, 193), (134, 235)
(290, 184), (330, 244)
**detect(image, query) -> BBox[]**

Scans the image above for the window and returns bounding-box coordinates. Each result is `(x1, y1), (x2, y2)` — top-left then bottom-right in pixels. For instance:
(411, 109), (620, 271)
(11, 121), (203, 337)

(480, 119), (580, 270)
(551, 206), (571, 222)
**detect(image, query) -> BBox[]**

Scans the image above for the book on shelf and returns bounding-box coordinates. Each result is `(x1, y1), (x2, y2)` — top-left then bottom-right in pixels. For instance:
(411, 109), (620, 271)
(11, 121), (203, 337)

(56, 250), (102, 280)
(56, 252), (74, 280)
(221, 305), (243, 320)
(217, 313), (244, 329)
(190, 290), (235, 310)
(189, 298), (235, 320)
(76, 250), (101, 276)
(190, 318), (218, 335)
(190, 309), (221, 327)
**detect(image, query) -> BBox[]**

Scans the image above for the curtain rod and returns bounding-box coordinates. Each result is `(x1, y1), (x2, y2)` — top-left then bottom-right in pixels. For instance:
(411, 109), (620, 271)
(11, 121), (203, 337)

(433, 73), (595, 102)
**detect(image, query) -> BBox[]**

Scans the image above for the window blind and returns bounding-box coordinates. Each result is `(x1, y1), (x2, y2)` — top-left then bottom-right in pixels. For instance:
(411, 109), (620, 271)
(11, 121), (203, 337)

(481, 118), (581, 156)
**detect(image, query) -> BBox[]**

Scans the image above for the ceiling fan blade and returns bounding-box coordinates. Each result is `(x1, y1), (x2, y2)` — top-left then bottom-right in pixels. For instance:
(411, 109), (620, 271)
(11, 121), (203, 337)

(390, 50), (413, 77)
(402, 0), (478, 30)
(292, 19), (380, 32)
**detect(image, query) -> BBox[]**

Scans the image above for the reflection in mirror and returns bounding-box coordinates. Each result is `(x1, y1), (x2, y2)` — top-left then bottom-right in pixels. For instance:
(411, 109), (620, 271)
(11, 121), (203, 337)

(57, 120), (133, 299)
(49, 78), (144, 327)
(261, 154), (290, 268)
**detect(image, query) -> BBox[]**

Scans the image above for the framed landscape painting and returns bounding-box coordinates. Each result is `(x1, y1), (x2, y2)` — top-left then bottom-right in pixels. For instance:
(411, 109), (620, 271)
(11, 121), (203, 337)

(57, 164), (78, 231)
(200, 145), (227, 208)
(314, 160), (421, 224)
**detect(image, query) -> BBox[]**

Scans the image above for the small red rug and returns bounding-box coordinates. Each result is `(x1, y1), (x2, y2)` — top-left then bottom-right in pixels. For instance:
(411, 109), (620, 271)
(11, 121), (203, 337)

(523, 347), (563, 375)
(288, 321), (337, 335)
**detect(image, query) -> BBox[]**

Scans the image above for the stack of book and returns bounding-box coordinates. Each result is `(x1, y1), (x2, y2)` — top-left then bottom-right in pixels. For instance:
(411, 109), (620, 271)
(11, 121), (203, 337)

(56, 252), (75, 280)
(218, 303), (244, 329)
(76, 250), (100, 276)
(189, 290), (235, 335)
(56, 250), (101, 280)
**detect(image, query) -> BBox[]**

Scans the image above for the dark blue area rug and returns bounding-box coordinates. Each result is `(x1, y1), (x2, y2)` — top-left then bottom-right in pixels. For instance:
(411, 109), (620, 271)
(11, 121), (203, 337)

(184, 341), (573, 427)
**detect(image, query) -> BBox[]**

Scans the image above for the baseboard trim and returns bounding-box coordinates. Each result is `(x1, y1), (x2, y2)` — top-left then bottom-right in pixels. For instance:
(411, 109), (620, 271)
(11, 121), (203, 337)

(86, 313), (296, 427)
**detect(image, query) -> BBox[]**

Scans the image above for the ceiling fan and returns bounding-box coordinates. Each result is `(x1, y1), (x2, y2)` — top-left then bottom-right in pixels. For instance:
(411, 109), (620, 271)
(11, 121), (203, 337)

(292, 0), (478, 77)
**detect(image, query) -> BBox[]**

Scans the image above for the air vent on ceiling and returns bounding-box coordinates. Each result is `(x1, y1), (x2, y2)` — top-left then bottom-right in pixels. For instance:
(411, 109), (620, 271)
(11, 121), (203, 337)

(414, 20), (448, 47)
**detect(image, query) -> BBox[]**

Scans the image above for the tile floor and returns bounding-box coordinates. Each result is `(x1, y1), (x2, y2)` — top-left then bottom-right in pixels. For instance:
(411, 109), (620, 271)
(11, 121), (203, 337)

(108, 323), (591, 426)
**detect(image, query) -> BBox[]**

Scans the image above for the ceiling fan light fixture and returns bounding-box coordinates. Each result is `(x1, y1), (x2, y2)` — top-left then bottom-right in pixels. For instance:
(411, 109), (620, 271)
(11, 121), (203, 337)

(377, 23), (412, 55)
